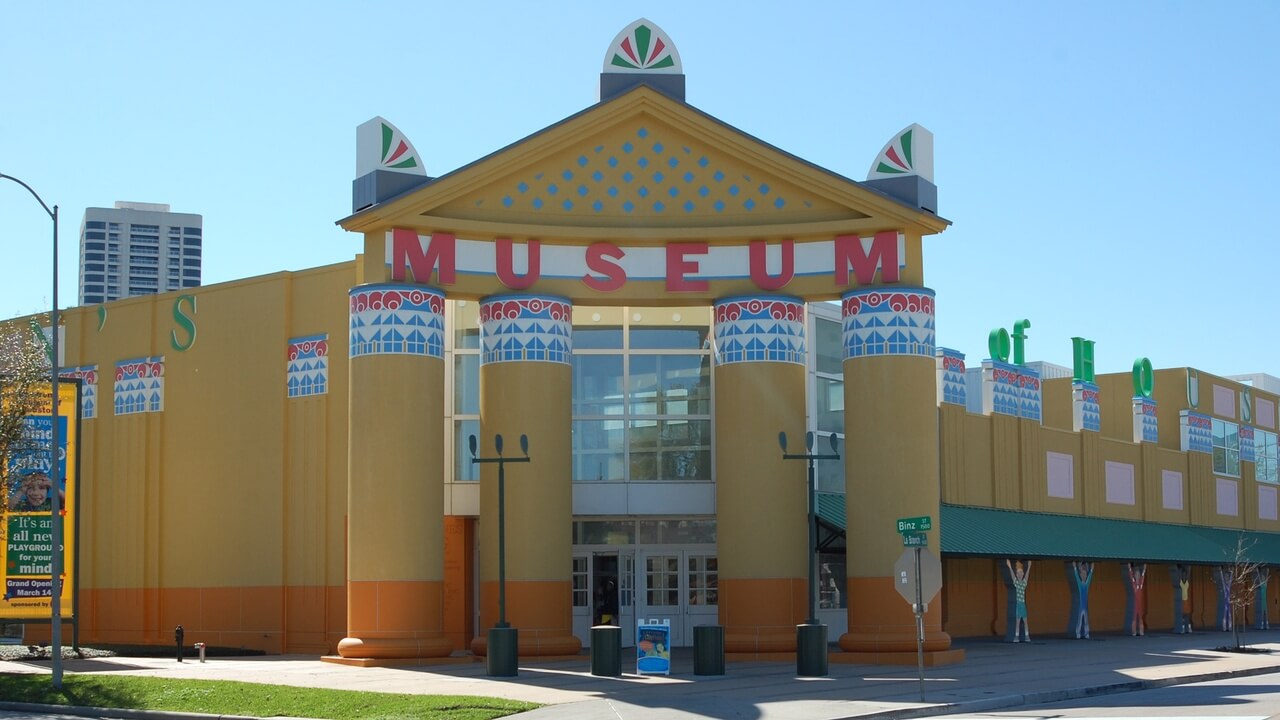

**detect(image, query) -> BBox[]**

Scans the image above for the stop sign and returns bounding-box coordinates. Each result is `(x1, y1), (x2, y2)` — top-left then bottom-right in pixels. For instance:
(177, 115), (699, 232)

(893, 547), (942, 605)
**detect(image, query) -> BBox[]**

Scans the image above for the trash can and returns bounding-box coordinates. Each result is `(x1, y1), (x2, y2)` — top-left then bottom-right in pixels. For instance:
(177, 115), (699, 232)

(487, 626), (519, 677)
(796, 623), (828, 677)
(591, 625), (622, 677)
(693, 624), (725, 676)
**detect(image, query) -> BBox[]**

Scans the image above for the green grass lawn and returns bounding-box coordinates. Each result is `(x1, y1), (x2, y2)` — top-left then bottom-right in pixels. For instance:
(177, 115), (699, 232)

(0, 673), (540, 719)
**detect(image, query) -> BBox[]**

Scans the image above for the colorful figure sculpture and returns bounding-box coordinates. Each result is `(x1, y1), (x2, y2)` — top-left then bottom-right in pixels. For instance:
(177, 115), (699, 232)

(1070, 561), (1094, 639)
(1125, 562), (1147, 636)
(1174, 564), (1193, 634)
(1005, 559), (1032, 642)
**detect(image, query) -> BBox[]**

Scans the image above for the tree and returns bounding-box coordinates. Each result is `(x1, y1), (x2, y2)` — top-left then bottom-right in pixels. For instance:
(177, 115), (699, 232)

(0, 319), (53, 542)
(1222, 533), (1265, 650)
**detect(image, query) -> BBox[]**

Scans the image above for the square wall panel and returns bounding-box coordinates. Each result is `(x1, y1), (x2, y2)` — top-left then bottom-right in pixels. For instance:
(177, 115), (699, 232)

(1162, 470), (1184, 510)
(1047, 451), (1074, 499)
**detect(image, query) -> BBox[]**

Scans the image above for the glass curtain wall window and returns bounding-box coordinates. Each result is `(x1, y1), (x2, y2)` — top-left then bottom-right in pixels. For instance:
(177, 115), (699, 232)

(452, 301), (481, 482)
(449, 304), (712, 484)
(1212, 418), (1241, 478)
(573, 308), (712, 483)
(813, 313), (846, 493)
(1256, 429), (1279, 484)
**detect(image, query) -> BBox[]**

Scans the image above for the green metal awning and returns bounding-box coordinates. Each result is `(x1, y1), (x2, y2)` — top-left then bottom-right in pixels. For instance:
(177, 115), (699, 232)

(941, 504), (1280, 565)
(815, 492), (846, 551)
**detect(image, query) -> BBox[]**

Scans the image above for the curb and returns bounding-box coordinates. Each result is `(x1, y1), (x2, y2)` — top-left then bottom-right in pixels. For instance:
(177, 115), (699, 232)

(0, 702), (265, 720)
(833, 662), (1280, 720)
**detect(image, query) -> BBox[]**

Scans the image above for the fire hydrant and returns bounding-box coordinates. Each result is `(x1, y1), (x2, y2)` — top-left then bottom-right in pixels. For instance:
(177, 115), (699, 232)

(194, 642), (206, 663)
(175, 625), (184, 663)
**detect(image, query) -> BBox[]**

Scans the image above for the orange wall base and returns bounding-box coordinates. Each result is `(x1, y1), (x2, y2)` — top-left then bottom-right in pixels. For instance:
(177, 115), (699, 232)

(840, 577), (951, 653)
(69, 585), (346, 654)
(719, 577), (806, 653)
(340, 579), (453, 659)
(469, 580), (581, 656)
(442, 516), (475, 652)
(939, 560), (1239, 640)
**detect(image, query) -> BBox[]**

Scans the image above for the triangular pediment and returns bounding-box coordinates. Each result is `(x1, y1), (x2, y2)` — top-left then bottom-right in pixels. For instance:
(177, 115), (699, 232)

(343, 87), (946, 239)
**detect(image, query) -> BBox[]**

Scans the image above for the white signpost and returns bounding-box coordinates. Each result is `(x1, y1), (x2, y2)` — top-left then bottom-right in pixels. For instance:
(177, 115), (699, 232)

(894, 516), (940, 701)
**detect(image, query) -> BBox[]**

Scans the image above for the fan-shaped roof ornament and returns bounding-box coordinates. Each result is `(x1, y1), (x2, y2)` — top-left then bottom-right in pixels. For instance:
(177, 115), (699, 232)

(357, 116), (427, 177)
(602, 19), (683, 74)
(600, 19), (686, 102)
(352, 116), (431, 212)
(867, 123), (933, 183)
(863, 124), (937, 213)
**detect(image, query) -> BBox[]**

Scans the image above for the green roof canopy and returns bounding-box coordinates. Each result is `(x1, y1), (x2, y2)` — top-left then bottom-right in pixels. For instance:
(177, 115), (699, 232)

(941, 504), (1280, 565)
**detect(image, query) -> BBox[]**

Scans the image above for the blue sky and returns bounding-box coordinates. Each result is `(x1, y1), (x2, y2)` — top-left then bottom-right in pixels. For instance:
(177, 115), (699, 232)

(2, 2), (1277, 377)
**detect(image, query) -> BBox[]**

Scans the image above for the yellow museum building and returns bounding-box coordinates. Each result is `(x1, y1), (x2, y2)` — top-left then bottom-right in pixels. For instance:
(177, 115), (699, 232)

(7, 20), (1280, 664)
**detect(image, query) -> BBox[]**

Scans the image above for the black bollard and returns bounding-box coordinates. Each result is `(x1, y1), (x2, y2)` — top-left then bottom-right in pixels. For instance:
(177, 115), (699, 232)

(175, 625), (184, 662)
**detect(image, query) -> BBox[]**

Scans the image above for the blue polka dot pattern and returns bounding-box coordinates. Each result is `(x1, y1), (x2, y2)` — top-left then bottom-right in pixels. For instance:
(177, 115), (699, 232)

(488, 126), (810, 216)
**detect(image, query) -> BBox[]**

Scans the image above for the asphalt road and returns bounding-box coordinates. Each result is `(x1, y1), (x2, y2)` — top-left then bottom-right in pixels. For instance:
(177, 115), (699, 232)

(951, 669), (1280, 719)
(0, 707), (96, 712)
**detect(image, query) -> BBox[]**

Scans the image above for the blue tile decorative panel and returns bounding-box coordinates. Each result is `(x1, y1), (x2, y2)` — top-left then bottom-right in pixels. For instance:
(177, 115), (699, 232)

(489, 127), (815, 217)
(841, 288), (935, 359)
(1241, 425), (1256, 464)
(713, 296), (805, 365)
(480, 295), (572, 365)
(287, 334), (329, 398)
(1133, 397), (1159, 443)
(349, 285), (445, 359)
(1073, 381), (1101, 432)
(983, 360), (1041, 422)
(61, 365), (98, 419)
(1018, 366), (1042, 422)
(114, 357), (164, 415)
(936, 348), (966, 406)
(1180, 410), (1212, 454)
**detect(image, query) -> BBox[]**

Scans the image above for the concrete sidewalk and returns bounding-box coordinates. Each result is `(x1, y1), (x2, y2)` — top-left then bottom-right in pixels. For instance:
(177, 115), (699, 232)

(5, 630), (1280, 719)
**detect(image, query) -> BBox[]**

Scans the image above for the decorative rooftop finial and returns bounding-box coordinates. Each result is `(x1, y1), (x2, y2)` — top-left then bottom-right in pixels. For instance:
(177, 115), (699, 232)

(867, 124), (933, 183)
(351, 116), (431, 212)
(600, 19), (686, 102)
(357, 117), (427, 178)
(863, 123), (938, 214)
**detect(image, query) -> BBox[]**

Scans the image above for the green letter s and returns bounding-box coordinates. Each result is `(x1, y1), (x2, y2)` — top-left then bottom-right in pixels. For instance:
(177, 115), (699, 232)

(170, 294), (197, 351)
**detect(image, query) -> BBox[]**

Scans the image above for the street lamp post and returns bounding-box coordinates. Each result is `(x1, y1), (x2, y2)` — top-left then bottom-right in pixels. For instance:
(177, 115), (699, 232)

(469, 432), (530, 677)
(779, 430), (839, 677)
(0, 172), (63, 689)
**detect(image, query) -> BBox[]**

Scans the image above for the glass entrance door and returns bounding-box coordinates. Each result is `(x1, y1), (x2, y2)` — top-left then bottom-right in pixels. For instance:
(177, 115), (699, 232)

(636, 549), (717, 646)
(574, 550), (637, 648)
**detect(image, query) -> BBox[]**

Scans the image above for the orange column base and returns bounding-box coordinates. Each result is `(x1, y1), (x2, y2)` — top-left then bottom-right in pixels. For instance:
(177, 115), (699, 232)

(339, 580), (454, 659)
(469, 580), (582, 657)
(337, 634), (454, 659)
(838, 576), (953, 655)
(718, 577), (807, 653)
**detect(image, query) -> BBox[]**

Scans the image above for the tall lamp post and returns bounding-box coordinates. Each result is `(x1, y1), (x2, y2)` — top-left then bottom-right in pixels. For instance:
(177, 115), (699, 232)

(469, 433), (529, 677)
(0, 172), (63, 689)
(779, 430), (839, 677)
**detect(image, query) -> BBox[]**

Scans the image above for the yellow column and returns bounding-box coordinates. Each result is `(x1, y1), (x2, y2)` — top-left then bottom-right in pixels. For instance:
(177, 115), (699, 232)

(470, 295), (581, 657)
(338, 285), (452, 660)
(837, 288), (957, 661)
(713, 297), (809, 653)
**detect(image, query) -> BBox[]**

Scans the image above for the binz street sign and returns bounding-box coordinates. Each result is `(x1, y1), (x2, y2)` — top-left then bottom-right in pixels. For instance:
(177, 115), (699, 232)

(896, 516), (932, 534)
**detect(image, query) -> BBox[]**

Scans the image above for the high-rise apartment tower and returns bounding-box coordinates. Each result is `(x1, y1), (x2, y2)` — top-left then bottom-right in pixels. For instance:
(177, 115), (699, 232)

(78, 201), (202, 305)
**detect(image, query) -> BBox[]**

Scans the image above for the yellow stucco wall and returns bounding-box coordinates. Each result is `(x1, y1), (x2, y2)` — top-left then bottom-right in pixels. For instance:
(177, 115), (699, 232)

(55, 262), (356, 651)
(943, 366), (1280, 534)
